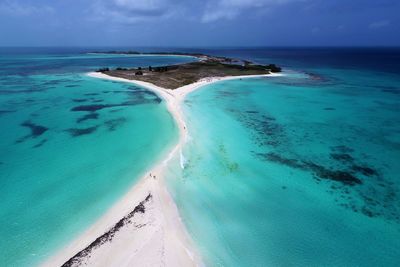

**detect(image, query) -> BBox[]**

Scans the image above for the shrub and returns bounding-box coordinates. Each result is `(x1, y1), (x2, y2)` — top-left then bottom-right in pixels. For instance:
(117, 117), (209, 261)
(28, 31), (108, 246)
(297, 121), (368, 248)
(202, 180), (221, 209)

(266, 64), (282, 73)
(96, 67), (110, 72)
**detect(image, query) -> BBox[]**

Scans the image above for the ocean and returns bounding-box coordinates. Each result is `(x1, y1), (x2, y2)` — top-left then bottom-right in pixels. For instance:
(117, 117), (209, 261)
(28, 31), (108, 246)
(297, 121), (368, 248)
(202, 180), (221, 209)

(165, 48), (400, 266)
(0, 48), (194, 266)
(1, 47), (399, 266)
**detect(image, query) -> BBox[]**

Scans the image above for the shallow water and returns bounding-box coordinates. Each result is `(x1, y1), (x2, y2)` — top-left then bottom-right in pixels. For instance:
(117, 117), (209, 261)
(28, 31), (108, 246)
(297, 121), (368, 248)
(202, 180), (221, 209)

(2, 47), (400, 266)
(0, 51), (192, 266)
(166, 51), (400, 266)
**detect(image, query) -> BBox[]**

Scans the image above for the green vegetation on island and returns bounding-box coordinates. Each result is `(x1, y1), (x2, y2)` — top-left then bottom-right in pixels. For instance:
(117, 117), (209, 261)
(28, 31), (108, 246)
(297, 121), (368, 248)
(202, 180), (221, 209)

(94, 52), (282, 89)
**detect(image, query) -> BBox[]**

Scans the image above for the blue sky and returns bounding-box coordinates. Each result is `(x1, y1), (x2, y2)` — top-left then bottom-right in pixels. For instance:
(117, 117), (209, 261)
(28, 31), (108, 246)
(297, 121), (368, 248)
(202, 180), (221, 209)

(0, 0), (399, 46)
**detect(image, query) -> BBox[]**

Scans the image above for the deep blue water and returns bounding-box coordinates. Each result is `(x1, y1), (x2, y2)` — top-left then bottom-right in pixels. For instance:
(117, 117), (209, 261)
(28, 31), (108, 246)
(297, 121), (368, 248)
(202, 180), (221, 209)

(200, 47), (400, 72)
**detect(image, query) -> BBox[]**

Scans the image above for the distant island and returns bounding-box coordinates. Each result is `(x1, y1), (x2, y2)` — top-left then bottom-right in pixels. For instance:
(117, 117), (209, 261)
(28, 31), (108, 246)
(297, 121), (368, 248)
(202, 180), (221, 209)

(91, 51), (281, 89)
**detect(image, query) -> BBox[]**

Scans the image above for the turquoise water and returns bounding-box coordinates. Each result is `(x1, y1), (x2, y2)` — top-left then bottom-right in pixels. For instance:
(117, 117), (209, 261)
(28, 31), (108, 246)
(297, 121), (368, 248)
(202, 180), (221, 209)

(0, 52), (193, 266)
(167, 67), (400, 265)
(2, 47), (400, 266)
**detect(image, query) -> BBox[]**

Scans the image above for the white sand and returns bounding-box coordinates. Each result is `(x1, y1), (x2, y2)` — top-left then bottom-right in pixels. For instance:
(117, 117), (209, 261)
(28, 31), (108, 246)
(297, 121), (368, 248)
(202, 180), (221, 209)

(42, 71), (282, 267)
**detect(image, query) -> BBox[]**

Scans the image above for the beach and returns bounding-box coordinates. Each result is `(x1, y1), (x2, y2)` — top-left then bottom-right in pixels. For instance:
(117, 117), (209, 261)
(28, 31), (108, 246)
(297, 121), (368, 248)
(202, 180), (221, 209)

(1, 47), (399, 267)
(41, 71), (281, 267)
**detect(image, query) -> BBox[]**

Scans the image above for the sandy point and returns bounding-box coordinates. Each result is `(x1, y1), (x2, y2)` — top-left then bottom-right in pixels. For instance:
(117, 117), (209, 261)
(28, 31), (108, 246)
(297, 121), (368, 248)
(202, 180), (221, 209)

(42, 71), (283, 267)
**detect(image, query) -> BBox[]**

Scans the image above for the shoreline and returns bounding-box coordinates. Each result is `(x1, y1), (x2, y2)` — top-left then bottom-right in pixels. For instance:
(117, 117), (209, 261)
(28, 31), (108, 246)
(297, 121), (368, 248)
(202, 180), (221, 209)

(42, 71), (283, 267)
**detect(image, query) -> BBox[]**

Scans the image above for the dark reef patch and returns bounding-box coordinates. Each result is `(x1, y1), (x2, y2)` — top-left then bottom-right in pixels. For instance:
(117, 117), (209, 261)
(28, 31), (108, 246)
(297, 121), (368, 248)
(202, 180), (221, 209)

(331, 145), (354, 154)
(33, 139), (47, 148)
(329, 148), (378, 177)
(21, 121), (48, 137)
(229, 109), (285, 148)
(70, 97), (160, 112)
(84, 93), (99, 96)
(41, 80), (63, 86)
(0, 87), (46, 94)
(72, 98), (87, 103)
(109, 108), (124, 113)
(124, 96), (161, 105)
(61, 194), (152, 267)
(131, 89), (159, 98)
(351, 165), (377, 177)
(0, 110), (16, 116)
(16, 121), (48, 143)
(71, 104), (113, 112)
(330, 153), (354, 163)
(261, 152), (305, 170)
(213, 89), (399, 221)
(217, 90), (247, 98)
(124, 89), (162, 104)
(255, 148), (398, 221)
(66, 126), (98, 137)
(259, 152), (362, 185)
(127, 86), (140, 91)
(101, 90), (129, 94)
(303, 161), (362, 185)
(76, 113), (99, 123)
(104, 117), (127, 131)
(381, 89), (400, 95)
(379, 86), (400, 95)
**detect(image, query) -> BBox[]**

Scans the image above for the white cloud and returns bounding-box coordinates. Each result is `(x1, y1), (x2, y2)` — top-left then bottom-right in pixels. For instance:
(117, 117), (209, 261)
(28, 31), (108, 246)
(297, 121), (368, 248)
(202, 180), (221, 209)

(89, 0), (304, 24)
(369, 20), (390, 29)
(113, 0), (167, 12)
(201, 0), (303, 23)
(90, 0), (183, 24)
(0, 0), (54, 16)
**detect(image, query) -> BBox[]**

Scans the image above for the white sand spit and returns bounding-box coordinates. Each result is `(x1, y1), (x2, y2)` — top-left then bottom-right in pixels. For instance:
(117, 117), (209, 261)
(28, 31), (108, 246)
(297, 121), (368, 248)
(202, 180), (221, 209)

(42, 71), (282, 267)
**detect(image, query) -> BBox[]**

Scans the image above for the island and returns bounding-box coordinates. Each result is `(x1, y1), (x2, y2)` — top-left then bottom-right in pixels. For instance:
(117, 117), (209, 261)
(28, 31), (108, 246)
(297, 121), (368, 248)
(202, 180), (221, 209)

(93, 52), (282, 89)
(43, 52), (284, 267)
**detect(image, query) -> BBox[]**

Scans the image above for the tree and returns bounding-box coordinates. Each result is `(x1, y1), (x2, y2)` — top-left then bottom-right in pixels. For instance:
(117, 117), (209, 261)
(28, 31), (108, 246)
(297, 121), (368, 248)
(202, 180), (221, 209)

(266, 64), (282, 73)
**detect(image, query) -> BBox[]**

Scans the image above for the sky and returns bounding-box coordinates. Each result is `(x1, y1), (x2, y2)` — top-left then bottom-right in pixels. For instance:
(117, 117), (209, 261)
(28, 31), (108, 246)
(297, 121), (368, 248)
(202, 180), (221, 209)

(0, 0), (399, 47)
